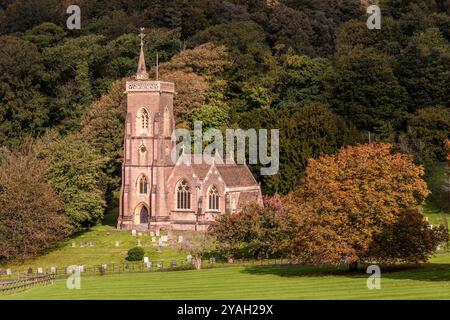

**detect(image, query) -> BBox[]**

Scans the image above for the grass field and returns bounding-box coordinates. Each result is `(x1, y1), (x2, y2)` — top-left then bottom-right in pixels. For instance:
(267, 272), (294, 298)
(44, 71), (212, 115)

(3, 254), (450, 300)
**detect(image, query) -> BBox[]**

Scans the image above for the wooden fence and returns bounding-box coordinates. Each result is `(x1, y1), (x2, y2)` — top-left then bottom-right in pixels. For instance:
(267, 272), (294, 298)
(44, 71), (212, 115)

(0, 258), (293, 282)
(0, 274), (55, 295)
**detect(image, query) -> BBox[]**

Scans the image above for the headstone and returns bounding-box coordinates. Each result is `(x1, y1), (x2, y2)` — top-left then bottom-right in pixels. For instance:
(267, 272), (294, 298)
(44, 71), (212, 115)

(143, 257), (149, 263)
(79, 265), (84, 273)
(437, 245), (442, 251)
(151, 236), (156, 242)
(71, 241), (76, 247)
(131, 229), (137, 236)
(150, 231), (154, 237)
(146, 261), (152, 268)
(137, 239), (141, 247)
(6, 268), (11, 276)
(155, 229), (160, 237)
(27, 268), (33, 274)
(88, 241), (94, 247)
(156, 245), (163, 253)
(187, 255), (193, 263)
(156, 262), (162, 268)
(178, 235), (183, 243)
(209, 257), (216, 264)
(430, 224), (433, 229)
(50, 267), (56, 274)
(161, 235), (168, 242)
(138, 232), (142, 237)
(115, 241), (120, 247)
(80, 241), (84, 247)
(37, 267), (43, 274)
(171, 260), (177, 268)
(425, 217), (429, 222)
(102, 264), (107, 271)
(158, 238), (163, 246)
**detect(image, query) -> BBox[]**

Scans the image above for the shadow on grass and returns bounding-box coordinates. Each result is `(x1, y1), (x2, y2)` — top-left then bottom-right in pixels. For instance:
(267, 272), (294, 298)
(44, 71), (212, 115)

(241, 263), (450, 282)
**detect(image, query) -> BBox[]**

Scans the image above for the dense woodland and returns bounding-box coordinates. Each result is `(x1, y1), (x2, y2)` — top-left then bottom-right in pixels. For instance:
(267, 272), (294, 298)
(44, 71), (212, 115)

(0, 0), (449, 262)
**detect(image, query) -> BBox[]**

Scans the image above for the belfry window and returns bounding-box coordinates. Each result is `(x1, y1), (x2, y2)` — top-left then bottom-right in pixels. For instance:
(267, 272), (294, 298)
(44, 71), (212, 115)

(139, 175), (148, 194)
(176, 180), (191, 209)
(137, 108), (150, 134)
(208, 185), (219, 211)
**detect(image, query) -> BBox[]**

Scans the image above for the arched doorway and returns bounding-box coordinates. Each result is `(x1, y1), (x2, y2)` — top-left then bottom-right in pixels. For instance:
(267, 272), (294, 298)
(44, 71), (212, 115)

(134, 203), (149, 225)
(140, 206), (149, 223)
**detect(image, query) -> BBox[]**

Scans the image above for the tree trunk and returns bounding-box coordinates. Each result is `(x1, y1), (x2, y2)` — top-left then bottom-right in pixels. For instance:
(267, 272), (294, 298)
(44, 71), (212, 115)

(349, 261), (358, 272)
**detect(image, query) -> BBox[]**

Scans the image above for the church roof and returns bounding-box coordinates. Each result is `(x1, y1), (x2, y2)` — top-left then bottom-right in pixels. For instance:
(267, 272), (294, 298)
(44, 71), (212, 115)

(174, 152), (259, 187)
(215, 165), (259, 187)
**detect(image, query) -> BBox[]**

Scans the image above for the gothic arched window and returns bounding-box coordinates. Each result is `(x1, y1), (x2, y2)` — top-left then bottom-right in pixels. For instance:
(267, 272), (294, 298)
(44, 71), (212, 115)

(139, 175), (148, 194)
(176, 180), (191, 209)
(208, 185), (219, 211)
(137, 108), (150, 134)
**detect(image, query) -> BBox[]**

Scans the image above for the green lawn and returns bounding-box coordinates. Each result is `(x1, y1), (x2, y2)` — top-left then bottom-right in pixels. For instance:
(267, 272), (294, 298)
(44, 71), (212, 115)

(3, 254), (450, 300)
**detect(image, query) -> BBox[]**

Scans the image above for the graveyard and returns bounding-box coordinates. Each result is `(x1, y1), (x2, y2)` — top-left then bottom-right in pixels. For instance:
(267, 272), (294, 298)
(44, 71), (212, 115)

(1, 208), (188, 272)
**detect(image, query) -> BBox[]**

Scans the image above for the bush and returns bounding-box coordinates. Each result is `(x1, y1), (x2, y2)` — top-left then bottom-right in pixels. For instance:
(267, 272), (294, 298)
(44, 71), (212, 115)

(126, 247), (145, 261)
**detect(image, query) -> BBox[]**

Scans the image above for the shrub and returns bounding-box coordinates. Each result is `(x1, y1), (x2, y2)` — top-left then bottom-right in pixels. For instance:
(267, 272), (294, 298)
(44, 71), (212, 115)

(126, 247), (145, 261)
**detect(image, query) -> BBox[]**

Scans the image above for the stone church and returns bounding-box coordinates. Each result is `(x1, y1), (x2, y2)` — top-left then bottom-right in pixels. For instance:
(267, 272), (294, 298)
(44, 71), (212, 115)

(117, 35), (262, 231)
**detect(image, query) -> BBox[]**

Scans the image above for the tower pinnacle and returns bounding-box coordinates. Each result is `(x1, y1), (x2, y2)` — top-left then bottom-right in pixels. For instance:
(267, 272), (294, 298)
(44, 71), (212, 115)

(136, 27), (149, 80)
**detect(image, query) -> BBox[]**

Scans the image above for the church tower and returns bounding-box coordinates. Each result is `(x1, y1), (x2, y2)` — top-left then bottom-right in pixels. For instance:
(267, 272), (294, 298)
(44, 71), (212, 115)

(118, 29), (176, 230)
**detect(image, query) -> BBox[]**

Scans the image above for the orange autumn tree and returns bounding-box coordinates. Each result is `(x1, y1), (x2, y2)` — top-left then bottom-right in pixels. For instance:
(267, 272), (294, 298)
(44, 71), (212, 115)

(284, 143), (447, 269)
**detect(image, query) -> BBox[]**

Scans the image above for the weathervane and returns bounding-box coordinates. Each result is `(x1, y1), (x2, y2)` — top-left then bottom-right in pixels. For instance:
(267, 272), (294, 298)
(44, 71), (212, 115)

(139, 27), (145, 45)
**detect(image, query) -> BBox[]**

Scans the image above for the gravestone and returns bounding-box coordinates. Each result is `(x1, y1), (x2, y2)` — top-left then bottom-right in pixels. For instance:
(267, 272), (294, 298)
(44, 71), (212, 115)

(158, 238), (163, 246)
(71, 241), (76, 247)
(6, 269), (11, 276)
(137, 239), (141, 247)
(80, 241), (84, 247)
(143, 257), (149, 263)
(156, 262), (162, 268)
(187, 255), (193, 263)
(155, 229), (160, 237)
(27, 268), (33, 275)
(150, 231), (154, 237)
(132, 229), (137, 236)
(178, 235), (183, 243)
(171, 261), (177, 268)
(138, 232), (142, 237)
(156, 245), (163, 253)
(115, 241), (120, 247)
(209, 257), (216, 264)
(151, 237), (156, 242)
(101, 264), (107, 271)
(37, 267), (43, 274)
(88, 241), (94, 247)
(146, 262), (152, 268)
(79, 265), (84, 273)
(161, 235), (168, 242)
(50, 267), (56, 274)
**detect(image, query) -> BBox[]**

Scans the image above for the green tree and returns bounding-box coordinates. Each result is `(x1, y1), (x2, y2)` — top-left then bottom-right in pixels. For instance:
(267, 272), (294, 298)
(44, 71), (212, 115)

(399, 106), (450, 164)
(395, 28), (450, 111)
(265, 103), (361, 195)
(326, 47), (408, 135)
(38, 133), (108, 229)
(0, 36), (48, 146)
